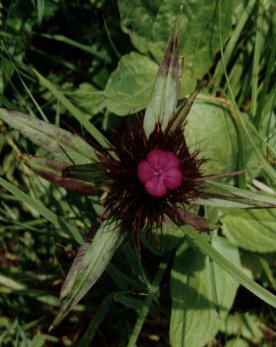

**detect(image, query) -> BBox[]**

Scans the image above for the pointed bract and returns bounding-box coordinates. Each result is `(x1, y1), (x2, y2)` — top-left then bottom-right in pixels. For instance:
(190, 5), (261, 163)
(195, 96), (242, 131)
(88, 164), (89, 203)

(143, 13), (184, 136)
(21, 155), (101, 195)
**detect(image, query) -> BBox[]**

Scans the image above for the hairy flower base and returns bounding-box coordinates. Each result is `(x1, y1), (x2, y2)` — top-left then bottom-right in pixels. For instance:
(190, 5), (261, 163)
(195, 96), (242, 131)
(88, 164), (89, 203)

(95, 116), (205, 247)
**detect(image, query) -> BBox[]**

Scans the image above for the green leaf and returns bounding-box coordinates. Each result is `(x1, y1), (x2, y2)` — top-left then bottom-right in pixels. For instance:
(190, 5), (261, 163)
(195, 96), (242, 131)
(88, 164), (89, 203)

(118, 0), (159, 54)
(170, 236), (239, 347)
(104, 52), (158, 115)
(193, 181), (276, 208)
(150, 0), (233, 96)
(21, 154), (100, 195)
(36, 0), (45, 25)
(225, 338), (250, 347)
(220, 313), (263, 342)
(71, 83), (105, 116)
(51, 220), (126, 329)
(0, 108), (97, 164)
(185, 99), (238, 174)
(170, 220), (276, 308)
(221, 209), (276, 253)
(143, 13), (183, 136)
(112, 2), (233, 117)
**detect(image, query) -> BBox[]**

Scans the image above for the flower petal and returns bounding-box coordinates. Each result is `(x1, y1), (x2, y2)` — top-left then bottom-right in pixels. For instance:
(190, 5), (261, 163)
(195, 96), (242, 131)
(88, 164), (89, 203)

(145, 177), (167, 197)
(137, 160), (153, 183)
(164, 169), (182, 189)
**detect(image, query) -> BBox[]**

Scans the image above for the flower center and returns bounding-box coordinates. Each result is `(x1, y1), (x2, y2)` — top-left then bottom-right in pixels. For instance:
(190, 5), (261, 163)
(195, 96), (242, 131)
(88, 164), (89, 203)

(137, 149), (182, 197)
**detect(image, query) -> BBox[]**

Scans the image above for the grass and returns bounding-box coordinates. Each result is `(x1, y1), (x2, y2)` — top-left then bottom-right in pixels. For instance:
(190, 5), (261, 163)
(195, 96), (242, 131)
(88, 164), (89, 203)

(0, 1), (275, 346)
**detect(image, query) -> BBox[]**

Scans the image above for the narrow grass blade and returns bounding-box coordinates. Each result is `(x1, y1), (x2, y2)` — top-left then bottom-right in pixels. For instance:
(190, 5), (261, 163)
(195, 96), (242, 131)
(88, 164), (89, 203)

(214, 0), (256, 84)
(218, 2), (276, 182)
(33, 69), (112, 151)
(127, 255), (170, 347)
(37, 33), (110, 62)
(36, 0), (45, 26)
(0, 177), (83, 244)
(251, 1), (264, 117)
(77, 294), (113, 347)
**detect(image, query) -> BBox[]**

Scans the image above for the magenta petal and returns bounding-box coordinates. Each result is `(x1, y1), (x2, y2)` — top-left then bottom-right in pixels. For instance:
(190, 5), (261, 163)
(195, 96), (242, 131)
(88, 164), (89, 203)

(137, 149), (182, 197)
(164, 169), (182, 189)
(163, 152), (181, 170)
(147, 150), (170, 169)
(145, 177), (167, 197)
(137, 160), (153, 183)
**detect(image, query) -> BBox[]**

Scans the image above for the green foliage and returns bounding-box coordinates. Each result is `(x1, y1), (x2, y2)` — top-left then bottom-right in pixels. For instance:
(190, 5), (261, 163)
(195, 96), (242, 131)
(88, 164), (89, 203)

(222, 209), (276, 253)
(104, 52), (158, 115)
(170, 236), (240, 347)
(185, 99), (239, 174)
(0, 0), (275, 346)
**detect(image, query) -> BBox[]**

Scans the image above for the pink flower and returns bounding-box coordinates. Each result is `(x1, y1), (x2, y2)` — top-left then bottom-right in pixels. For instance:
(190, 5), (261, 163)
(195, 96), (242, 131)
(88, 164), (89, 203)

(137, 150), (182, 197)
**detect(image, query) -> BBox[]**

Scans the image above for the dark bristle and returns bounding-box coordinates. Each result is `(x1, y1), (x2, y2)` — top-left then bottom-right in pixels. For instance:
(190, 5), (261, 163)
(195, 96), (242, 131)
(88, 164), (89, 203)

(93, 112), (204, 247)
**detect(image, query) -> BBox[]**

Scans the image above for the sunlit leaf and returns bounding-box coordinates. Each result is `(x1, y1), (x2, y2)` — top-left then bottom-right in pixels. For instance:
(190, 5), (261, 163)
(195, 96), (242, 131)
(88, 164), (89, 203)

(170, 236), (240, 347)
(221, 209), (276, 253)
(0, 108), (97, 164)
(192, 181), (276, 208)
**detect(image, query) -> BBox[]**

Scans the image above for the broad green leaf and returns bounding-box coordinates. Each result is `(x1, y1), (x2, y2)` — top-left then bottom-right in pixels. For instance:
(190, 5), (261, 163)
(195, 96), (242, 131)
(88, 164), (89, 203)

(149, 0), (233, 96)
(170, 236), (240, 347)
(185, 99), (238, 174)
(143, 13), (183, 136)
(0, 177), (82, 244)
(118, 0), (159, 54)
(221, 209), (276, 253)
(171, 221), (276, 308)
(104, 52), (158, 115)
(119, 0), (233, 96)
(51, 220), (126, 329)
(71, 83), (105, 116)
(220, 313), (263, 342)
(113, 2), (233, 116)
(21, 154), (100, 195)
(0, 108), (97, 164)
(225, 338), (250, 347)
